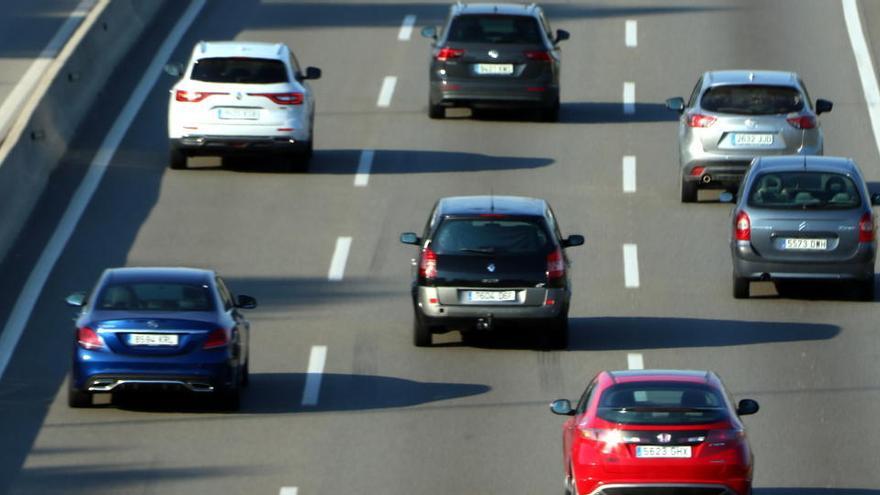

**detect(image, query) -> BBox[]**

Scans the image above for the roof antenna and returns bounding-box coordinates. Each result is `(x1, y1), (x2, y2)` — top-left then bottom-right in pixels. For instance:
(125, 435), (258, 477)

(490, 189), (495, 213)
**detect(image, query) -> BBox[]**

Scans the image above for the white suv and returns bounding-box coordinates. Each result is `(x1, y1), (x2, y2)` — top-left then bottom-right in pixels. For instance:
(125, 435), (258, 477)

(166, 41), (321, 171)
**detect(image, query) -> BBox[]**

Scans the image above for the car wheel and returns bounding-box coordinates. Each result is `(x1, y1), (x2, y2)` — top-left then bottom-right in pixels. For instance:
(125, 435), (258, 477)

(413, 310), (432, 347)
(858, 275), (875, 301)
(68, 382), (92, 408)
(680, 177), (697, 203)
(733, 273), (750, 299)
(169, 145), (187, 170)
(428, 103), (444, 119)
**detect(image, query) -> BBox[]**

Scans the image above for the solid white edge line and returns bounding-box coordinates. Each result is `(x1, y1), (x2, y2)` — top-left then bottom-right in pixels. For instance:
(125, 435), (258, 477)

(377, 76), (397, 108)
(279, 488), (298, 495)
(622, 155), (636, 193)
(327, 236), (352, 281)
(843, 0), (880, 157)
(398, 15), (416, 41)
(623, 244), (640, 288)
(0, 0), (207, 381)
(301, 345), (327, 406)
(627, 353), (644, 370)
(623, 82), (635, 115)
(0, 0), (97, 140)
(354, 149), (374, 187)
(625, 20), (637, 47)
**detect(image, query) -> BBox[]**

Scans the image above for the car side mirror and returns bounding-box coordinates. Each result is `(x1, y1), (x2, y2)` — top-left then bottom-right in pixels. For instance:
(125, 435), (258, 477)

(562, 234), (584, 248)
(871, 192), (880, 206)
(400, 232), (421, 245)
(815, 98), (833, 115)
(554, 29), (570, 43)
(665, 97), (685, 113)
(163, 62), (185, 77)
(236, 294), (257, 310)
(65, 292), (86, 307)
(736, 398), (759, 416)
(302, 66), (321, 80)
(719, 192), (735, 203)
(550, 399), (575, 416)
(421, 26), (437, 40)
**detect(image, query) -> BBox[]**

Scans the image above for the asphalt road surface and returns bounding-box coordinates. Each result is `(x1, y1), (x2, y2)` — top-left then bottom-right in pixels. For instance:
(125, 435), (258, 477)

(0, 1), (879, 494)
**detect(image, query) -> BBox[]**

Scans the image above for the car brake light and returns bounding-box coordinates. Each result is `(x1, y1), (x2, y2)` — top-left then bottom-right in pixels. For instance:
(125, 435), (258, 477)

(859, 212), (875, 242)
(419, 246), (438, 280)
(77, 327), (104, 350)
(524, 50), (551, 61)
(436, 47), (464, 61)
(203, 328), (229, 349)
(175, 90), (227, 103)
(249, 92), (304, 105)
(687, 113), (717, 128)
(547, 248), (565, 282)
(735, 211), (751, 241)
(786, 115), (817, 129)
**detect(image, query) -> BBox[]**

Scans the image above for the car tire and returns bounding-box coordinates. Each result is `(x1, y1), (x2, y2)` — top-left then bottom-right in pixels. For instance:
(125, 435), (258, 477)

(563, 464), (574, 495)
(68, 382), (92, 408)
(413, 310), (432, 347)
(680, 177), (698, 203)
(428, 103), (444, 119)
(858, 275), (875, 301)
(169, 145), (187, 170)
(733, 273), (749, 299)
(541, 100), (560, 123)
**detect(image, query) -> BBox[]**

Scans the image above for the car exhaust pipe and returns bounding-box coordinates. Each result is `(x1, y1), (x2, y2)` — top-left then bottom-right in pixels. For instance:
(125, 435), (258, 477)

(476, 314), (494, 331)
(701, 174), (712, 184)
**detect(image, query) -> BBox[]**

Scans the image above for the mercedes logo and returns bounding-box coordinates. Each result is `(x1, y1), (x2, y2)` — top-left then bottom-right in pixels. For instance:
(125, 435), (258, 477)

(656, 433), (672, 444)
(146, 320), (159, 329)
(798, 221), (807, 231)
(488, 49), (499, 59)
(487, 263), (496, 273)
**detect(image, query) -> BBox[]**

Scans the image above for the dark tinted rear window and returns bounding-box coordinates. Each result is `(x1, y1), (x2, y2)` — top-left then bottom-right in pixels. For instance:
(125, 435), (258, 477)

(431, 217), (550, 254)
(97, 283), (215, 311)
(701, 85), (804, 115)
(597, 382), (728, 425)
(191, 57), (288, 84)
(447, 15), (543, 44)
(747, 171), (862, 209)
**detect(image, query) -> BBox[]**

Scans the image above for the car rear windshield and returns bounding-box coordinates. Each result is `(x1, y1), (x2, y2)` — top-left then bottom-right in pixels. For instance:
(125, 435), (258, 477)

(747, 171), (862, 209)
(446, 15), (543, 44)
(597, 382), (728, 425)
(191, 57), (288, 84)
(701, 85), (804, 115)
(431, 217), (551, 255)
(97, 283), (215, 311)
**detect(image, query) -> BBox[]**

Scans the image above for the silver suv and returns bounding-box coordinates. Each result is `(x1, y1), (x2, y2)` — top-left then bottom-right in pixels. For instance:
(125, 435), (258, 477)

(666, 70), (832, 202)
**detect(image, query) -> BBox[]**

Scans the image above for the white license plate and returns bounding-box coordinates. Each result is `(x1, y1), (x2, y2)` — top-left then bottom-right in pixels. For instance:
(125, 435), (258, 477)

(733, 133), (774, 146)
(635, 446), (692, 458)
(218, 108), (259, 120)
(466, 290), (516, 302)
(128, 333), (179, 346)
(475, 64), (514, 75)
(784, 238), (827, 250)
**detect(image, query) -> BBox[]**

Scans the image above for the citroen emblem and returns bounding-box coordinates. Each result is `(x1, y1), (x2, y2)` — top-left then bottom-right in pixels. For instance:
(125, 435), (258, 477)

(146, 320), (159, 329)
(487, 263), (496, 273)
(798, 221), (807, 231)
(488, 49), (499, 59)
(656, 433), (672, 444)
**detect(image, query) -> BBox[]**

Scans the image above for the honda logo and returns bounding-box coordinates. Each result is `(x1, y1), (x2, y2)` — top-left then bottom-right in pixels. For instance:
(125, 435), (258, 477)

(656, 433), (672, 444)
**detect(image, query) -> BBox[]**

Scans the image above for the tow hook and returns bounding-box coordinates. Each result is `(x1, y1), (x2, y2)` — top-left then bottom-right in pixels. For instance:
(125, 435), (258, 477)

(476, 314), (494, 331)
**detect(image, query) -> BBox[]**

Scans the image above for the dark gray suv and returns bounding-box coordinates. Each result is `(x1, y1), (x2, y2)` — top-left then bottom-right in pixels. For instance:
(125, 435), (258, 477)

(421, 3), (569, 121)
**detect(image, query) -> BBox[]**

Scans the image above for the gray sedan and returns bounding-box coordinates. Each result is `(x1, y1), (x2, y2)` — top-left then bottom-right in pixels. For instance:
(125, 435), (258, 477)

(667, 70), (832, 202)
(724, 156), (880, 300)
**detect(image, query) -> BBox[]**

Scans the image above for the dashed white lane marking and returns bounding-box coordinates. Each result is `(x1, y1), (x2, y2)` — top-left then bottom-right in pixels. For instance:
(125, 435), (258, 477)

(0, 0), (207, 381)
(301, 345), (327, 406)
(843, 0), (880, 157)
(623, 156), (636, 193)
(623, 244), (640, 288)
(377, 76), (398, 107)
(398, 15), (417, 41)
(327, 237), (352, 281)
(623, 82), (635, 115)
(354, 149), (374, 187)
(279, 488), (298, 495)
(627, 353), (644, 370)
(625, 20), (638, 47)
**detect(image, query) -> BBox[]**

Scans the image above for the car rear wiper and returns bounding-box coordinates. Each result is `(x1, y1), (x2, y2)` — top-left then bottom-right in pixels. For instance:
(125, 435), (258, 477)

(604, 406), (719, 413)
(459, 247), (497, 254)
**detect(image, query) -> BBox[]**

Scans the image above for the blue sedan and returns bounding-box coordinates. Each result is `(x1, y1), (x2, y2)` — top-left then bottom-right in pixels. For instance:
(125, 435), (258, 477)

(66, 267), (256, 410)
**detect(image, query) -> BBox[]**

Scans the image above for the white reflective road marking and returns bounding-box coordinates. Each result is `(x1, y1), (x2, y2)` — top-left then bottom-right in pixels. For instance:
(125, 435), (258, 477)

(623, 82), (635, 114)
(623, 156), (636, 193)
(843, 0), (880, 157)
(623, 244), (640, 288)
(301, 345), (327, 406)
(377, 76), (398, 107)
(398, 15), (416, 41)
(327, 237), (352, 281)
(354, 149), (374, 187)
(625, 20), (637, 47)
(0, 0), (207, 381)
(279, 488), (298, 495)
(627, 353), (644, 370)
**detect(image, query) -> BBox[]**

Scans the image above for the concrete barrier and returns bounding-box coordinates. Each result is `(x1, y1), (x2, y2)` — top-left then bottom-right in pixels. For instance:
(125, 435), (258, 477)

(0, 0), (169, 263)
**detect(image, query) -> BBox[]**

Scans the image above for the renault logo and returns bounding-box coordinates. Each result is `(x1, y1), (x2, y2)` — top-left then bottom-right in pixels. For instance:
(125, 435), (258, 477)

(488, 49), (499, 59)
(487, 263), (496, 273)
(656, 433), (672, 444)
(798, 221), (807, 231)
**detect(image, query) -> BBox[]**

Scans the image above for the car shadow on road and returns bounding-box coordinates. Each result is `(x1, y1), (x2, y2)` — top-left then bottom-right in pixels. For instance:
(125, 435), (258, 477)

(221, 276), (398, 309)
(560, 102), (679, 124)
(753, 278), (877, 302)
(566, 316), (839, 351)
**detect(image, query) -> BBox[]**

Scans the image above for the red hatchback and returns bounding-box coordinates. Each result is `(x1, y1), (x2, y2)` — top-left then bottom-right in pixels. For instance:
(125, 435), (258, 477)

(550, 370), (759, 495)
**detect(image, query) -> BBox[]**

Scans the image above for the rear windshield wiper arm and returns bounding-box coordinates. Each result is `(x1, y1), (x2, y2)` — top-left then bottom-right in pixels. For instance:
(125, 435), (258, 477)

(459, 247), (497, 254)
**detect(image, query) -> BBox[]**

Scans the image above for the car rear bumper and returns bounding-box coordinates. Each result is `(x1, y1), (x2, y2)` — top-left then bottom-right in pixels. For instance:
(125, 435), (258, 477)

(575, 482), (749, 495)
(732, 241), (875, 280)
(681, 145), (822, 187)
(171, 136), (310, 155)
(414, 286), (568, 330)
(71, 355), (236, 392)
(430, 80), (558, 108)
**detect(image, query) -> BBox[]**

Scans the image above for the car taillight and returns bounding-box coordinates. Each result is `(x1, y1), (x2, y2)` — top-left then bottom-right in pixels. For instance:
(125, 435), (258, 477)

(436, 47), (464, 61)
(706, 429), (745, 446)
(175, 90), (226, 102)
(547, 248), (565, 282)
(689, 166), (706, 177)
(859, 212), (875, 242)
(419, 247), (438, 280)
(77, 327), (104, 350)
(687, 113), (717, 128)
(203, 328), (229, 349)
(524, 50), (551, 61)
(735, 211), (751, 241)
(786, 115), (817, 129)
(249, 92), (304, 105)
